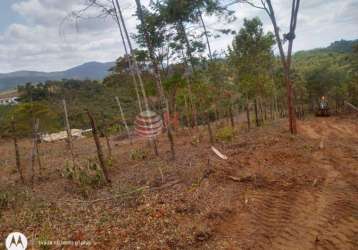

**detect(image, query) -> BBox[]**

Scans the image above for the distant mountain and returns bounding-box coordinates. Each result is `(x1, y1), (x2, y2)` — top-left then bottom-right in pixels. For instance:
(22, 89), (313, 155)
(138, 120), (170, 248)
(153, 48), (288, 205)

(60, 61), (115, 79)
(0, 61), (115, 91)
(295, 39), (358, 56)
(326, 39), (358, 53)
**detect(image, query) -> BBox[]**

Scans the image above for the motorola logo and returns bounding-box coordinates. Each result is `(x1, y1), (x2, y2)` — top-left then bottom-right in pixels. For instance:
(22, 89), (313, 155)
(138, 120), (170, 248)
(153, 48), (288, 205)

(5, 232), (28, 250)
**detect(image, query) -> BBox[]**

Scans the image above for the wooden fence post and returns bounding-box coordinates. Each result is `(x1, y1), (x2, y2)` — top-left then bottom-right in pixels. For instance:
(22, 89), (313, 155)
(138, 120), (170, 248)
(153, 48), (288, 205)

(86, 110), (111, 183)
(206, 112), (214, 145)
(229, 104), (235, 128)
(30, 118), (40, 185)
(62, 99), (76, 167)
(35, 119), (42, 177)
(254, 98), (260, 127)
(11, 117), (24, 184)
(36, 120), (43, 177)
(100, 112), (112, 160)
(246, 99), (251, 130)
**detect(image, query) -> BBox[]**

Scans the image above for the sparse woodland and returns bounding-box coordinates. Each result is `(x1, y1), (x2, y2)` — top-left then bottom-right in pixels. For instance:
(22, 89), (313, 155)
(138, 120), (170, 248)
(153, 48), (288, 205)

(0, 0), (357, 249)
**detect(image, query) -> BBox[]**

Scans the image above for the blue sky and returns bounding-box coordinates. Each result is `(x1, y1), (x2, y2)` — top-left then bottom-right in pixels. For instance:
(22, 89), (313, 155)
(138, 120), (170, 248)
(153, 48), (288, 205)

(0, 0), (24, 32)
(0, 0), (357, 73)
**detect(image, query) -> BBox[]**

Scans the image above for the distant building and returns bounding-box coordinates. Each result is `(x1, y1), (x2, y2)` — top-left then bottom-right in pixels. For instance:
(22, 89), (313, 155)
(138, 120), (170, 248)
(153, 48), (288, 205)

(0, 96), (19, 105)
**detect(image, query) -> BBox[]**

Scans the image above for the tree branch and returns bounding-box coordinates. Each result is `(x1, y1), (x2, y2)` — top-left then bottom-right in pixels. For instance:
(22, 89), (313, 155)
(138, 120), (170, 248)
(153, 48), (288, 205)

(237, 0), (265, 10)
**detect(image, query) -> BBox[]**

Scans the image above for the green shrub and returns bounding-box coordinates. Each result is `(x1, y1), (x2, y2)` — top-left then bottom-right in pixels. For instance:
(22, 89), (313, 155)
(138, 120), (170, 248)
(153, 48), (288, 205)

(130, 148), (149, 160)
(215, 126), (236, 142)
(63, 159), (104, 188)
(0, 191), (9, 210)
(190, 135), (201, 146)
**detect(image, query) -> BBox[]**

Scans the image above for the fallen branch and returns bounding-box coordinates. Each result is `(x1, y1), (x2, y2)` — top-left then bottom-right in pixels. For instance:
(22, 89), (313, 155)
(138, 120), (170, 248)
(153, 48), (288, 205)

(211, 146), (228, 160)
(227, 175), (254, 183)
(150, 180), (181, 191)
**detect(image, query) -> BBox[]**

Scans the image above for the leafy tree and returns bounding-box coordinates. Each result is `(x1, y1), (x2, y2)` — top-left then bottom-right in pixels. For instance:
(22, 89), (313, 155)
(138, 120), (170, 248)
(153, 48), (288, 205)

(1, 102), (61, 137)
(135, 0), (176, 159)
(228, 17), (275, 126)
(239, 0), (301, 134)
(293, 48), (353, 109)
(346, 44), (358, 105)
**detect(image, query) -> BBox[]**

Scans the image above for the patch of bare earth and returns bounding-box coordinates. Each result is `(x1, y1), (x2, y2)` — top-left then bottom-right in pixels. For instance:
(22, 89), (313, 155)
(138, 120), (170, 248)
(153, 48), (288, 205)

(213, 116), (358, 250)
(0, 115), (357, 249)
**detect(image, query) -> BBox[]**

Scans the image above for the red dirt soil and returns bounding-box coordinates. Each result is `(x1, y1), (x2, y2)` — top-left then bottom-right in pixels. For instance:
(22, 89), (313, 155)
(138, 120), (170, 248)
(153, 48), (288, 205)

(0, 115), (357, 249)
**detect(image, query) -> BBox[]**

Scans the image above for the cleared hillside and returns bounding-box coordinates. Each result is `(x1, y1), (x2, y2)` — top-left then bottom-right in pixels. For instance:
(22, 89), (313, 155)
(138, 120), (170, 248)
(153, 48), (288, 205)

(0, 115), (357, 249)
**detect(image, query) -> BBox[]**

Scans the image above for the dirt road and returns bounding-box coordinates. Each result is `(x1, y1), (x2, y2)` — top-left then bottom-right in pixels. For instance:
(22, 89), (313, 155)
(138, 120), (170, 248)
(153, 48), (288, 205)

(214, 117), (358, 249)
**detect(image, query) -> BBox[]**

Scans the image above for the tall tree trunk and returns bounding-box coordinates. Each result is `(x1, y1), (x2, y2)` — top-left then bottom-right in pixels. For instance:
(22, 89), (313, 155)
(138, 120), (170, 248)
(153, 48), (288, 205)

(178, 21), (195, 72)
(166, 45), (170, 75)
(259, 97), (264, 124)
(246, 99), (251, 130)
(100, 113), (112, 160)
(273, 89), (279, 120)
(301, 103), (304, 119)
(114, 0), (149, 112)
(184, 95), (191, 128)
(254, 98), (260, 127)
(87, 110), (111, 183)
(11, 117), (24, 184)
(206, 112), (214, 144)
(264, 100), (268, 121)
(229, 104), (235, 128)
(265, 0), (300, 134)
(112, 0), (142, 112)
(115, 96), (132, 143)
(187, 85), (198, 128)
(215, 105), (219, 123)
(198, 10), (213, 61)
(115, 0), (161, 156)
(180, 49), (197, 128)
(135, 0), (175, 159)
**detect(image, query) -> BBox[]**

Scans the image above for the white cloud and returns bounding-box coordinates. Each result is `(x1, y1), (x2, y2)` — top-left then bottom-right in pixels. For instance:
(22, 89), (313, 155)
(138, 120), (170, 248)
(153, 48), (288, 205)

(0, 0), (357, 73)
(0, 0), (137, 72)
(208, 0), (358, 52)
